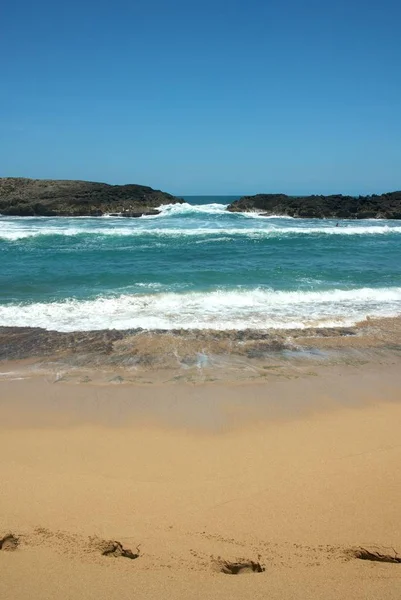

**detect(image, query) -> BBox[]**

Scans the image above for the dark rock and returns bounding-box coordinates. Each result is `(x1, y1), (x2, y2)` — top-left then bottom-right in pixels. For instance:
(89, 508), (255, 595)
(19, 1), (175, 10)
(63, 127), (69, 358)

(227, 191), (401, 219)
(0, 178), (183, 217)
(121, 209), (161, 217)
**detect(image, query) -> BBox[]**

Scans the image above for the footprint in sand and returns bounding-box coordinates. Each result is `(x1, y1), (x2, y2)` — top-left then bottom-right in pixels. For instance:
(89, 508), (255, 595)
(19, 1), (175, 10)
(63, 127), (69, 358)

(215, 559), (265, 574)
(350, 546), (401, 564)
(98, 539), (140, 560)
(0, 534), (19, 551)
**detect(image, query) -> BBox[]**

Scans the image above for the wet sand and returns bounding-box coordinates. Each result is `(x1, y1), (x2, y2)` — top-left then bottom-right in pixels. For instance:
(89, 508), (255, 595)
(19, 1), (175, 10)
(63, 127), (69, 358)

(1, 315), (401, 385)
(1, 359), (401, 599)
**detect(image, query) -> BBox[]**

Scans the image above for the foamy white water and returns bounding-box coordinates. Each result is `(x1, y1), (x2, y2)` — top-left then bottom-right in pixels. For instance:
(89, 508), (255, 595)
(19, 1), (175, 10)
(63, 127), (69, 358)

(1, 287), (400, 332)
(1, 210), (401, 241)
(156, 202), (229, 215)
(2, 200), (401, 332)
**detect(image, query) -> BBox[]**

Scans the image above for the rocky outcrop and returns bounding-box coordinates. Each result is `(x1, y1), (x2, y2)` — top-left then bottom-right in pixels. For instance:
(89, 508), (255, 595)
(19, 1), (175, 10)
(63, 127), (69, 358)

(227, 192), (401, 219)
(0, 178), (183, 216)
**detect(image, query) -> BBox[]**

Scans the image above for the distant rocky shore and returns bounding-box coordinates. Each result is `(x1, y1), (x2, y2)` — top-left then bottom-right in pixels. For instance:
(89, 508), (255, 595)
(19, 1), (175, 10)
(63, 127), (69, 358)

(0, 178), (183, 217)
(227, 192), (401, 219)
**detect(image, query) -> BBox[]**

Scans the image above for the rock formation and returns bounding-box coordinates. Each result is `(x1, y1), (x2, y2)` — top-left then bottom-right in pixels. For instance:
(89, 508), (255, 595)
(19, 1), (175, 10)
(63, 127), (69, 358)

(227, 192), (401, 219)
(0, 178), (183, 216)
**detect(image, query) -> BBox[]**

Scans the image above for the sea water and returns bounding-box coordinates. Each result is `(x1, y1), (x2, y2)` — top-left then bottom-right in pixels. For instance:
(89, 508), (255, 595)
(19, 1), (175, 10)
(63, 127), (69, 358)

(1, 196), (401, 332)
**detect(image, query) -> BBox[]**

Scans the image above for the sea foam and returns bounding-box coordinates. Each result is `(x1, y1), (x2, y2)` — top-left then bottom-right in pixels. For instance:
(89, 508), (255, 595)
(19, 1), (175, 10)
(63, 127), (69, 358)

(1, 214), (401, 241)
(0, 287), (400, 332)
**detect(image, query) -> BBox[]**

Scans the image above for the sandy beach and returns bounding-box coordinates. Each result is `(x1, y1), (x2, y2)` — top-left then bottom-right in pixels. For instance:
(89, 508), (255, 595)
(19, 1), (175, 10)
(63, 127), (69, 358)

(1, 360), (401, 599)
(2, 0), (401, 595)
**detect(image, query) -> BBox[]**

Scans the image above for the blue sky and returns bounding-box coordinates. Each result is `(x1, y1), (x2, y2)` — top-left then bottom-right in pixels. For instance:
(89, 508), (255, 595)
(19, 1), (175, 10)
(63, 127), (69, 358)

(1, 0), (400, 194)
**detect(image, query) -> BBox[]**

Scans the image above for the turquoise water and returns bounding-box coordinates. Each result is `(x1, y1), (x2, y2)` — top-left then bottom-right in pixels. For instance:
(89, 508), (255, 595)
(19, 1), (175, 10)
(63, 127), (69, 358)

(1, 196), (401, 331)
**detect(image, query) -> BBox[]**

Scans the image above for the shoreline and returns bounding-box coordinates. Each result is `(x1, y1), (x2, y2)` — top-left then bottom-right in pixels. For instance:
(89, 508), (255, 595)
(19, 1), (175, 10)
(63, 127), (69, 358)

(1, 315), (401, 384)
(1, 359), (401, 431)
(2, 314), (401, 598)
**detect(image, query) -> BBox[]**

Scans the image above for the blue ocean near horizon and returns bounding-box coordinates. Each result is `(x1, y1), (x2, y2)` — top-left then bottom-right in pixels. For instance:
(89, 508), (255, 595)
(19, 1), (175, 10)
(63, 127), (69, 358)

(1, 195), (401, 332)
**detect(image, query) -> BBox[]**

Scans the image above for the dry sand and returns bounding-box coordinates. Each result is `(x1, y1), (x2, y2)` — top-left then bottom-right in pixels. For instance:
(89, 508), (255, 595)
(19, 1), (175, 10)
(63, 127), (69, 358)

(1, 363), (401, 599)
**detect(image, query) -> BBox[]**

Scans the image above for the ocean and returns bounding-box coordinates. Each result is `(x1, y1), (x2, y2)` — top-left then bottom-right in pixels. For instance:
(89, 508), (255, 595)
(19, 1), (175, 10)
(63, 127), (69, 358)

(1, 195), (401, 332)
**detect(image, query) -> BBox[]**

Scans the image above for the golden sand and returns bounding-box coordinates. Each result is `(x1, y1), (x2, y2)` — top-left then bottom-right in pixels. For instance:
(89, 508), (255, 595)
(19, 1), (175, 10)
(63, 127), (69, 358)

(1, 362), (401, 599)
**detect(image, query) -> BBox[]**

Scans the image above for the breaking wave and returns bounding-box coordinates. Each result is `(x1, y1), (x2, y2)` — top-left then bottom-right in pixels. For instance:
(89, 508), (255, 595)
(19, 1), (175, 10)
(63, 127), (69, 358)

(1, 215), (401, 241)
(1, 287), (400, 332)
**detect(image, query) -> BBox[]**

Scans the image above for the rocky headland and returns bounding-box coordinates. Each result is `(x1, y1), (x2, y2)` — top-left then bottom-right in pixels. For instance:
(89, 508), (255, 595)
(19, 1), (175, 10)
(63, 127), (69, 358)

(0, 178), (183, 216)
(227, 192), (401, 219)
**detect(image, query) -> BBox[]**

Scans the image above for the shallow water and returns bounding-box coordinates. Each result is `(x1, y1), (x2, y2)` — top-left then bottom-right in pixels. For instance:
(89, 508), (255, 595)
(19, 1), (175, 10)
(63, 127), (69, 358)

(1, 196), (401, 331)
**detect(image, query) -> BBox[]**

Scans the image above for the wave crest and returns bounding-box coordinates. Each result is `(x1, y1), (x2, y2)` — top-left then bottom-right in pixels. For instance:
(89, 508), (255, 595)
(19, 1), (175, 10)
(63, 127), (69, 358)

(1, 221), (401, 241)
(156, 202), (229, 216)
(0, 287), (400, 332)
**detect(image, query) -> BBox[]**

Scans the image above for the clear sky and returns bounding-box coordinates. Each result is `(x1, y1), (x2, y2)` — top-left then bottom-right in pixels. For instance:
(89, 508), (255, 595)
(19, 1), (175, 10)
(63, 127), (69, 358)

(1, 0), (400, 195)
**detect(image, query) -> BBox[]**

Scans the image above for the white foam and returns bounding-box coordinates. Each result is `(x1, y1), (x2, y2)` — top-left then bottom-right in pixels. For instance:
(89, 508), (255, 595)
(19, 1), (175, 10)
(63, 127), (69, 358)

(1, 220), (401, 241)
(241, 212), (295, 219)
(155, 202), (229, 216)
(1, 287), (400, 332)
